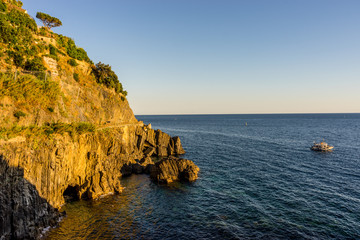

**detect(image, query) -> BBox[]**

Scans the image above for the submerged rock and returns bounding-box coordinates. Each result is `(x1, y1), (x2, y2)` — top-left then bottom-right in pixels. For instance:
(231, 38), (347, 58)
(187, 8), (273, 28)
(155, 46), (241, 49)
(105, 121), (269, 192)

(150, 156), (199, 184)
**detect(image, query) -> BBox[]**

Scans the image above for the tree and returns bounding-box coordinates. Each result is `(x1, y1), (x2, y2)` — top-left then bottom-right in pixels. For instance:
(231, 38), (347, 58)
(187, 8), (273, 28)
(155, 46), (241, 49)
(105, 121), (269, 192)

(36, 12), (62, 30)
(92, 62), (125, 94)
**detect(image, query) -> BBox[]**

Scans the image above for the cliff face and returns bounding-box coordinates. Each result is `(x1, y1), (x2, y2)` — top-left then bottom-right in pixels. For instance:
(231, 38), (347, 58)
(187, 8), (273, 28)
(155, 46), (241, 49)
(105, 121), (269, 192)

(0, 124), (190, 239)
(0, 156), (61, 239)
(0, 125), (186, 208)
(0, 2), (199, 239)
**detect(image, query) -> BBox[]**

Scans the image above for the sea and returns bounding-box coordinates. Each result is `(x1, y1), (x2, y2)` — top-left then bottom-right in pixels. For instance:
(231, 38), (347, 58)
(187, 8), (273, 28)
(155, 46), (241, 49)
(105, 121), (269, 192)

(45, 114), (360, 239)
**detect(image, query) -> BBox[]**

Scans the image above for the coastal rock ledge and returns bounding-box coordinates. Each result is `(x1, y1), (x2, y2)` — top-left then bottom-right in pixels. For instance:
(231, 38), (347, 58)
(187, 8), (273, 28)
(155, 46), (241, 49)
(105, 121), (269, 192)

(0, 125), (199, 240)
(150, 156), (200, 183)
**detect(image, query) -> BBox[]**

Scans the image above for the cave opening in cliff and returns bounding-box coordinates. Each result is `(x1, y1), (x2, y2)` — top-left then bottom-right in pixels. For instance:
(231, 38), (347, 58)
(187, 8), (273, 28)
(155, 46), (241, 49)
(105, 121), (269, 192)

(63, 185), (80, 202)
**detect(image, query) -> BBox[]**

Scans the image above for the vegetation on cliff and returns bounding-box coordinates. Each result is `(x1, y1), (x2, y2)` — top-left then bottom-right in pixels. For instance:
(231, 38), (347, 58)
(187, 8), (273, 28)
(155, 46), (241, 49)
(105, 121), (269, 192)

(92, 62), (127, 96)
(0, 2), (198, 240)
(0, 0), (135, 132)
(0, 73), (59, 109)
(0, 122), (95, 140)
(0, 0), (127, 95)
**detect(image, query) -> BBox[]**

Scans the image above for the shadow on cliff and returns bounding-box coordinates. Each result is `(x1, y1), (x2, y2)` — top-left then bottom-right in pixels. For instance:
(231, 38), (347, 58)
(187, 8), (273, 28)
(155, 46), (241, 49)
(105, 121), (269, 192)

(0, 155), (62, 240)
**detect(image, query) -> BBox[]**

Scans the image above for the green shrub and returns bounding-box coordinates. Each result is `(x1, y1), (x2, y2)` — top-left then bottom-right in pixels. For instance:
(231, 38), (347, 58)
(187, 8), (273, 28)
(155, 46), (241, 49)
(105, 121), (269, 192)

(68, 58), (78, 67)
(7, 9), (37, 32)
(42, 122), (95, 136)
(47, 107), (54, 112)
(66, 39), (90, 62)
(73, 72), (79, 82)
(24, 57), (46, 71)
(74, 122), (95, 134)
(36, 42), (46, 53)
(56, 34), (68, 48)
(0, 7), (36, 60)
(92, 62), (127, 96)
(14, 110), (26, 118)
(7, 51), (24, 67)
(25, 46), (38, 56)
(0, 2), (7, 12)
(8, 0), (23, 7)
(39, 27), (47, 36)
(49, 44), (57, 56)
(13, 53), (24, 67)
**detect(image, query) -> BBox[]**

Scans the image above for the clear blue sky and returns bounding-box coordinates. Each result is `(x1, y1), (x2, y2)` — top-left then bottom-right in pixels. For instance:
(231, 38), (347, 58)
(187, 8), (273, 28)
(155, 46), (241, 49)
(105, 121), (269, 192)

(23, 0), (360, 114)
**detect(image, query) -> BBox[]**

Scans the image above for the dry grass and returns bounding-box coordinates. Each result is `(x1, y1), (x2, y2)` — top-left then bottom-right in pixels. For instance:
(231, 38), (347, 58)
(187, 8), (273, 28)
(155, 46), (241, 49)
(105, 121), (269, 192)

(0, 122), (96, 140)
(0, 72), (60, 109)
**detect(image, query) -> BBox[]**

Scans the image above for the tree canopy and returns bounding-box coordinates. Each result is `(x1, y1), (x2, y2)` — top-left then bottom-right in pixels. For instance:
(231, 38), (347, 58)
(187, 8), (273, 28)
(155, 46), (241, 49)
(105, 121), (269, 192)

(92, 62), (127, 95)
(36, 12), (62, 29)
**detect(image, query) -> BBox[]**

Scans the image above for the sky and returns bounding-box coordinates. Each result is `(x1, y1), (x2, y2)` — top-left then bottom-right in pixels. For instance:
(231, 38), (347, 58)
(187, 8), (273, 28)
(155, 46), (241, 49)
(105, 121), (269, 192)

(22, 0), (360, 114)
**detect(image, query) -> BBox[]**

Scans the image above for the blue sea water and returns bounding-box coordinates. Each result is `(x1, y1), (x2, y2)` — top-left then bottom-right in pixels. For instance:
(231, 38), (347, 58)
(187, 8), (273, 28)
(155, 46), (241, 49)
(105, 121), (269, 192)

(46, 114), (360, 239)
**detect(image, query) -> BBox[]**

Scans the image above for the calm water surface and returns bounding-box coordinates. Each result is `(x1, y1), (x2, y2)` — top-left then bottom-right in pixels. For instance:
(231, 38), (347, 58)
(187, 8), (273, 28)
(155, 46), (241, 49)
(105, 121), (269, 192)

(46, 114), (360, 239)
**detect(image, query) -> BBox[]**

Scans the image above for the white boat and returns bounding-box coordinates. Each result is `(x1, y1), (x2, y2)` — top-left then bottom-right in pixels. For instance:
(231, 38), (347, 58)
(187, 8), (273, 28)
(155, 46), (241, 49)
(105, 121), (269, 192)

(311, 141), (334, 152)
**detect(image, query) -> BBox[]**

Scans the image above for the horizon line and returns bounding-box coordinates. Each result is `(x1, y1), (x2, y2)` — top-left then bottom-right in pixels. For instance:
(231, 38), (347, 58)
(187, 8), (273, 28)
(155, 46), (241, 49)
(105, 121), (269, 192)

(135, 112), (360, 116)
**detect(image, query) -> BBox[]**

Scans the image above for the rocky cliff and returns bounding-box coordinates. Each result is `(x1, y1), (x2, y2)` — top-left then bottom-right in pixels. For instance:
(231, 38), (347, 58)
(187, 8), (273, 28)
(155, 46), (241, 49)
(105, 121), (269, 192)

(0, 156), (62, 239)
(0, 1), (199, 239)
(0, 124), (197, 239)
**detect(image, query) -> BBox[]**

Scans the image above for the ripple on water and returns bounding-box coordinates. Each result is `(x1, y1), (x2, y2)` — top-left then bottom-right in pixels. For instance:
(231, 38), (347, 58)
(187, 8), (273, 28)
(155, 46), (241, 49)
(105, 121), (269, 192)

(46, 114), (360, 239)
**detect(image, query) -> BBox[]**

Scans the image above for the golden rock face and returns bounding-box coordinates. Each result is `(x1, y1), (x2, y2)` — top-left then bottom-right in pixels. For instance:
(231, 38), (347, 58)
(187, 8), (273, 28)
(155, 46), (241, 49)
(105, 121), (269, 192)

(150, 156), (200, 184)
(0, 124), (197, 206)
(1, 126), (138, 208)
(0, 116), (199, 240)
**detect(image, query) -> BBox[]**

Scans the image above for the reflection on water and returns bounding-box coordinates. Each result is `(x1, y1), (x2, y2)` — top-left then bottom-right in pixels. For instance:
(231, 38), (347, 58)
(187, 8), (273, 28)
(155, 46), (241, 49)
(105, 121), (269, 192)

(46, 175), (150, 239)
(46, 174), (192, 240)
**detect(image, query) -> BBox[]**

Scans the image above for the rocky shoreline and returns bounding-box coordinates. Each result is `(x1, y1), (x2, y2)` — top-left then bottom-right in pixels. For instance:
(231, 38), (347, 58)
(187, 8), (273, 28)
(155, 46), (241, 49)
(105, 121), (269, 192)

(0, 125), (199, 240)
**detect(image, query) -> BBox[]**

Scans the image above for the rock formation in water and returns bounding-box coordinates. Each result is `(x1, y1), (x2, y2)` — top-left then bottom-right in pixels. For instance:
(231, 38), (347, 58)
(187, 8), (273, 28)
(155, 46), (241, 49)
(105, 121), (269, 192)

(150, 156), (200, 183)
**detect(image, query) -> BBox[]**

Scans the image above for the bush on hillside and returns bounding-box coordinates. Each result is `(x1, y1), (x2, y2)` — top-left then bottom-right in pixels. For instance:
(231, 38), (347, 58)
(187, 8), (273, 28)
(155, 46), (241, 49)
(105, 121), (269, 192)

(25, 45), (38, 57)
(92, 62), (127, 95)
(49, 44), (57, 56)
(66, 39), (90, 62)
(0, 7), (36, 63)
(0, 2), (7, 12)
(24, 57), (46, 71)
(0, 11), (35, 46)
(7, 0), (23, 7)
(55, 34), (67, 48)
(0, 122), (96, 140)
(12, 52), (24, 67)
(6, 8), (37, 32)
(13, 110), (26, 119)
(67, 58), (78, 67)
(73, 72), (79, 82)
